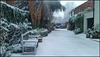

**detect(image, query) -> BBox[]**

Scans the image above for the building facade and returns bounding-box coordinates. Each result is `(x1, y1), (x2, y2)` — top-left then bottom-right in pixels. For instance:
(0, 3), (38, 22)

(70, 0), (93, 17)
(69, 0), (100, 33)
(69, 0), (94, 33)
(84, 0), (100, 33)
(74, 0), (93, 14)
(84, 11), (93, 33)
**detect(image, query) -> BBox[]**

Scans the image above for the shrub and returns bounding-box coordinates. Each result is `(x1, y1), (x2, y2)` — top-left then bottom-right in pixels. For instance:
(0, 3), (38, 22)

(0, 2), (32, 57)
(74, 12), (84, 34)
(36, 28), (48, 37)
(68, 15), (75, 30)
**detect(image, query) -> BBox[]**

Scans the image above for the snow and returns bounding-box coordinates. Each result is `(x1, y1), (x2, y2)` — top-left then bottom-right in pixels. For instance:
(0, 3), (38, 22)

(1, 21), (8, 25)
(0, 1), (29, 12)
(36, 29), (99, 56)
(22, 6), (28, 10)
(40, 29), (48, 33)
(70, 15), (76, 23)
(13, 44), (22, 52)
(11, 29), (99, 57)
(1, 26), (9, 32)
(9, 23), (19, 29)
(1, 18), (8, 26)
(76, 33), (100, 42)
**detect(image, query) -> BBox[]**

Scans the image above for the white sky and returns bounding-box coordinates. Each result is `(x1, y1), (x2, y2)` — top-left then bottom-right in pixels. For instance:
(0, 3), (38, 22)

(53, 10), (64, 19)
(53, 1), (87, 20)
(60, 1), (87, 7)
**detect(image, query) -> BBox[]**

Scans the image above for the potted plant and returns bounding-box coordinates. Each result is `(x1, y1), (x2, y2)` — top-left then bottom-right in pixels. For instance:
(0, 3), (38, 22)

(98, 32), (100, 38)
(92, 30), (99, 38)
(98, 24), (100, 38)
(90, 30), (93, 38)
(86, 33), (90, 38)
(92, 24), (100, 38)
(86, 28), (91, 38)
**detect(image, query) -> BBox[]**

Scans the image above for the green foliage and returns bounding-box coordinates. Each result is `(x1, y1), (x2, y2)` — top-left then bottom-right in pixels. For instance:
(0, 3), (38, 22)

(1, 2), (30, 23)
(68, 7), (93, 34)
(0, 18), (32, 57)
(75, 12), (84, 32)
(68, 15), (75, 30)
(86, 24), (100, 36)
(46, 1), (65, 12)
(84, 7), (92, 13)
(86, 28), (92, 34)
(36, 28), (48, 37)
(0, 2), (32, 57)
(93, 24), (100, 35)
(68, 12), (84, 34)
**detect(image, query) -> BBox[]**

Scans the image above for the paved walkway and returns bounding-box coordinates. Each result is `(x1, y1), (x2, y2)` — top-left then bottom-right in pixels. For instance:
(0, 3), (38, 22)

(36, 29), (99, 56)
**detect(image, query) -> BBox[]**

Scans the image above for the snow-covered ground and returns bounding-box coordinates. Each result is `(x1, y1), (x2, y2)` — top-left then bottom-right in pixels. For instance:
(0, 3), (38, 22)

(12, 29), (99, 57)
(76, 33), (100, 42)
(36, 29), (99, 56)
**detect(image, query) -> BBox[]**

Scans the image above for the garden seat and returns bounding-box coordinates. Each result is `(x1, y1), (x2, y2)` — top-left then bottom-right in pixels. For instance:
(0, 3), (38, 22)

(21, 33), (38, 55)
(29, 35), (43, 42)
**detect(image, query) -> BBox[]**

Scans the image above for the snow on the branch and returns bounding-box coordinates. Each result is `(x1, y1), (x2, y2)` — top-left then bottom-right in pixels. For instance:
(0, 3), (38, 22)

(9, 23), (19, 29)
(0, 1), (29, 13)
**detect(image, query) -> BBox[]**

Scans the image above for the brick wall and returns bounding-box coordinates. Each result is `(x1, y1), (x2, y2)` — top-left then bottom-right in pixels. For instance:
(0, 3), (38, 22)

(6, 0), (15, 6)
(74, 1), (93, 14)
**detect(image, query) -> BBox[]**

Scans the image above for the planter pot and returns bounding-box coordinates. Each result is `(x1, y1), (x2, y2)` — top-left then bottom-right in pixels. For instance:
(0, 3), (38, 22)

(38, 38), (42, 42)
(86, 34), (90, 38)
(92, 35), (98, 38)
(98, 35), (100, 38)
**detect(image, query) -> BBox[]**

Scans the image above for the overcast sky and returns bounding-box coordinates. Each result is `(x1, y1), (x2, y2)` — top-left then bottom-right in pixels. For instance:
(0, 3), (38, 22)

(60, 1), (87, 7)
(53, 1), (87, 20)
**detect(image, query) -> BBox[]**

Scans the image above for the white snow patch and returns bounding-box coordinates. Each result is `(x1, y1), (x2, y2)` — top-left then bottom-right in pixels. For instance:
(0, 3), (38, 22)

(11, 29), (99, 56)
(36, 29), (99, 56)
(1, 26), (9, 31)
(9, 23), (19, 29)
(0, 1), (29, 13)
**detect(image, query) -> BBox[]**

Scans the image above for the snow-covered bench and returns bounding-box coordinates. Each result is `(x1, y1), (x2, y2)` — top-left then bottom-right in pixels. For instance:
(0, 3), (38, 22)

(21, 32), (38, 55)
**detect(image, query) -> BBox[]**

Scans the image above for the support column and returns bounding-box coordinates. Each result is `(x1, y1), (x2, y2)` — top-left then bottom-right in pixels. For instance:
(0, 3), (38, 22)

(94, 1), (100, 32)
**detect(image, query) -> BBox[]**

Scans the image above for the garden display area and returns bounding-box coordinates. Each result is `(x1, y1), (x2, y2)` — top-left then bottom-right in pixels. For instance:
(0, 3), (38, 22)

(0, 2), (49, 57)
(67, 7), (100, 39)
(86, 28), (100, 39)
(0, 1), (100, 57)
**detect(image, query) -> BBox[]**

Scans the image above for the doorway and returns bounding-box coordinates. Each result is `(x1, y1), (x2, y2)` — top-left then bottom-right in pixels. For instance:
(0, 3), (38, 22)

(87, 18), (94, 30)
